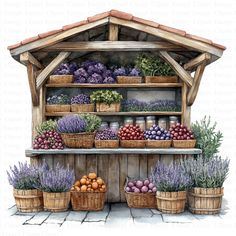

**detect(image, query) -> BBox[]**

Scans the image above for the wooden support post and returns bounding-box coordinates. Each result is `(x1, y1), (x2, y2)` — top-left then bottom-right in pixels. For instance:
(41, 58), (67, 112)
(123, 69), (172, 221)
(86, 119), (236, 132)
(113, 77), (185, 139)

(20, 52), (43, 69)
(109, 24), (119, 41)
(36, 51), (71, 89)
(181, 83), (187, 125)
(159, 51), (193, 87)
(184, 53), (211, 71)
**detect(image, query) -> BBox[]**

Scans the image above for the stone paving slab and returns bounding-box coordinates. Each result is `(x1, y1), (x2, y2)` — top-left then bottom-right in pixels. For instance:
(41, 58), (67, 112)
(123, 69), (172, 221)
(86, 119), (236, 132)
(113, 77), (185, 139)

(150, 208), (162, 214)
(84, 204), (109, 222)
(44, 211), (70, 224)
(65, 211), (87, 222)
(162, 211), (197, 223)
(134, 214), (163, 225)
(131, 208), (153, 218)
(24, 211), (51, 225)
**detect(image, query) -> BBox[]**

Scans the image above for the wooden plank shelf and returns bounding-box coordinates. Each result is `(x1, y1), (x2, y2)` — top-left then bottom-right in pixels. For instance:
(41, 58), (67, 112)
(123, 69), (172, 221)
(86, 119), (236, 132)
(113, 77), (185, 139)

(45, 83), (183, 88)
(45, 111), (182, 117)
(26, 148), (202, 157)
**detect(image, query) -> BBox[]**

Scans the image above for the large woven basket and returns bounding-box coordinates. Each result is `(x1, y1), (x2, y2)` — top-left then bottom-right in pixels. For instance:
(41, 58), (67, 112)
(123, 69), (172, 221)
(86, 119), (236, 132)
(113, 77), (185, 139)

(156, 191), (187, 214)
(144, 76), (178, 83)
(120, 140), (146, 148)
(13, 189), (43, 213)
(71, 104), (94, 112)
(48, 75), (73, 84)
(117, 76), (142, 84)
(146, 140), (172, 148)
(96, 103), (120, 112)
(71, 191), (106, 211)
(188, 187), (224, 215)
(45, 104), (70, 113)
(60, 132), (95, 148)
(94, 140), (119, 148)
(172, 139), (196, 148)
(43, 191), (70, 212)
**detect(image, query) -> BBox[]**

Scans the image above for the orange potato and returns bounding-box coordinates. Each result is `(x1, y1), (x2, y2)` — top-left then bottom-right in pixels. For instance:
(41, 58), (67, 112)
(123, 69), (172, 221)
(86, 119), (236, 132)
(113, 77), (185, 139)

(81, 185), (87, 192)
(92, 182), (99, 190)
(80, 178), (86, 185)
(97, 178), (103, 185)
(75, 186), (80, 191)
(88, 173), (97, 179)
(86, 180), (90, 185)
(74, 180), (81, 187)
(82, 175), (87, 179)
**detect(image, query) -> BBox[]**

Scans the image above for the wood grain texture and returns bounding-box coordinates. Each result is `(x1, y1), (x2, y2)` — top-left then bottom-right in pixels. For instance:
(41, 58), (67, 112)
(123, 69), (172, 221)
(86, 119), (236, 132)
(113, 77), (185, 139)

(127, 154), (140, 179)
(86, 154), (97, 174)
(74, 154), (86, 180)
(119, 154), (128, 202)
(20, 52), (43, 69)
(147, 155), (160, 176)
(109, 24), (119, 41)
(139, 154), (148, 179)
(181, 82), (187, 125)
(184, 53), (211, 71)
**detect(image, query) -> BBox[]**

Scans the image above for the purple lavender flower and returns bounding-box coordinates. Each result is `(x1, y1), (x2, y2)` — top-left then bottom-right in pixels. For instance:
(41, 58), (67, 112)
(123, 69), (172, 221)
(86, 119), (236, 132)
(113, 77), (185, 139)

(53, 63), (71, 75)
(80, 60), (97, 70)
(74, 68), (88, 83)
(95, 128), (118, 140)
(68, 62), (78, 74)
(103, 76), (116, 84)
(113, 67), (127, 77)
(128, 68), (142, 76)
(71, 94), (90, 104)
(87, 73), (103, 84)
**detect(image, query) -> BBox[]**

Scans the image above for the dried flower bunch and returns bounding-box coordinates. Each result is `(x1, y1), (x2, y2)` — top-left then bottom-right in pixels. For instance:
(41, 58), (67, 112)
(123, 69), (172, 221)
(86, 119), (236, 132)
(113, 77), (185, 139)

(46, 94), (70, 105)
(91, 90), (123, 106)
(71, 94), (91, 104)
(53, 62), (78, 75)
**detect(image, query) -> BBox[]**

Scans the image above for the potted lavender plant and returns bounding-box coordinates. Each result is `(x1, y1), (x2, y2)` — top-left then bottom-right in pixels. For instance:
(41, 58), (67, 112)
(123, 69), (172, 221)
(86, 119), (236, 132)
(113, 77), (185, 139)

(38, 163), (75, 212)
(7, 162), (43, 212)
(183, 156), (229, 214)
(71, 94), (94, 112)
(114, 66), (142, 84)
(46, 94), (70, 113)
(95, 128), (119, 148)
(150, 161), (192, 214)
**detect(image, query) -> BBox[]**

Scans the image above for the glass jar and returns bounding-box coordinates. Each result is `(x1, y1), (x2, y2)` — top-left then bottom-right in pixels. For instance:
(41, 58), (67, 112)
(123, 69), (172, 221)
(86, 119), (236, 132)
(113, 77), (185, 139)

(158, 118), (167, 129)
(146, 116), (156, 129)
(124, 117), (134, 126)
(110, 122), (119, 134)
(136, 117), (146, 131)
(169, 116), (178, 128)
(98, 122), (108, 131)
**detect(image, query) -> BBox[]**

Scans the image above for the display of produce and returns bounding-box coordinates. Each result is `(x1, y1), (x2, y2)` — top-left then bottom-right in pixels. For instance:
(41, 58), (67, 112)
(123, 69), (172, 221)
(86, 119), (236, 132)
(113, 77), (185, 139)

(144, 124), (171, 140)
(118, 124), (144, 140)
(35, 120), (57, 135)
(46, 94), (70, 105)
(71, 94), (91, 104)
(113, 67), (142, 77)
(79, 113), (102, 133)
(169, 123), (194, 140)
(91, 90), (123, 106)
(95, 128), (118, 140)
(53, 62), (78, 75)
(125, 179), (157, 193)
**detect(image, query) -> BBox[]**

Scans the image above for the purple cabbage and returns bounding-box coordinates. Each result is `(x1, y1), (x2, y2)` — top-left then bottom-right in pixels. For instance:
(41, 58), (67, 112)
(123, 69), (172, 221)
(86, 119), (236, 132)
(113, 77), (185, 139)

(95, 128), (118, 140)
(57, 114), (87, 133)
(71, 94), (90, 104)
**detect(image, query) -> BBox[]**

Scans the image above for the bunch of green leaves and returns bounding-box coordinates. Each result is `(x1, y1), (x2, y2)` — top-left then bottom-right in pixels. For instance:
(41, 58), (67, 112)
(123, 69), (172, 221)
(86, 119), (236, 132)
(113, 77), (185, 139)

(90, 90), (123, 105)
(36, 120), (57, 135)
(79, 113), (102, 132)
(191, 116), (223, 161)
(135, 54), (175, 76)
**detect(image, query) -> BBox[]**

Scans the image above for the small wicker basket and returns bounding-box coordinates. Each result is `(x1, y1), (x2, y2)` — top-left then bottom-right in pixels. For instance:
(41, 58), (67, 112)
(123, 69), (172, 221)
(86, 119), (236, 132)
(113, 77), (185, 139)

(125, 192), (156, 208)
(71, 191), (106, 211)
(146, 140), (172, 148)
(60, 132), (95, 148)
(48, 75), (73, 84)
(120, 140), (146, 148)
(45, 104), (70, 113)
(96, 103), (120, 112)
(71, 103), (94, 112)
(144, 76), (178, 83)
(117, 76), (142, 84)
(94, 140), (119, 148)
(172, 139), (196, 148)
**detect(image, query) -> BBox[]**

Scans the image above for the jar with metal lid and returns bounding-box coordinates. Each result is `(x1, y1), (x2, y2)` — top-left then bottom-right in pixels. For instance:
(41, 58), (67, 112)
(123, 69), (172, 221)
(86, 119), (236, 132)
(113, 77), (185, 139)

(135, 117), (146, 131)
(158, 118), (167, 129)
(169, 116), (178, 128)
(110, 122), (119, 134)
(124, 117), (134, 126)
(146, 116), (156, 129)
(98, 122), (108, 131)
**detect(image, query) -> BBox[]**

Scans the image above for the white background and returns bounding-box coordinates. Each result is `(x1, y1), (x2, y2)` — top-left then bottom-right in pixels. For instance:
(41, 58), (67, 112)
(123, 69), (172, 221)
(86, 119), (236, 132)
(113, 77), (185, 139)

(0, 0), (236, 234)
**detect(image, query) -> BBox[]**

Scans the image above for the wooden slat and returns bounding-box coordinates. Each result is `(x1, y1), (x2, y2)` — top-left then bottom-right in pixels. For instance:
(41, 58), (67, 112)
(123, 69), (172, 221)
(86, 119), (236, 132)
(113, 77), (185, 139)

(42, 154), (53, 169)
(185, 106), (191, 128)
(27, 63), (39, 106)
(127, 154), (139, 179)
(109, 24), (119, 41)
(181, 82), (187, 125)
(119, 154), (128, 202)
(86, 154), (97, 174)
(42, 41), (184, 52)
(147, 155), (160, 177)
(184, 53), (211, 71)
(159, 51), (193, 87)
(139, 154), (148, 179)
(187, 63), (206, 106)
(65, 154), (75, 170)
(54, 154), (65, 168)
(74, 154), (86, 180)
(36, 51), (71, 89)
(20, 52), (43, 69)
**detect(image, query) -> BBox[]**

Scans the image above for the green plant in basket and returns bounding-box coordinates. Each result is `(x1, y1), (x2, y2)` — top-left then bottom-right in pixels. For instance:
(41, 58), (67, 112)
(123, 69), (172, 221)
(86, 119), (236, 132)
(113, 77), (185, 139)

(36, 120), (57, 135)
(90, 90), (123, 106)
(79, 113), (102, 133)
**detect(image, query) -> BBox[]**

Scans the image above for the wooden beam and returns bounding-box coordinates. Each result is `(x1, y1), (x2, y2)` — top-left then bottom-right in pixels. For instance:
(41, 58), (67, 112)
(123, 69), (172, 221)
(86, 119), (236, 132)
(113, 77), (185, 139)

(187, 62), (206, 106)
(27, 63), (39, 106)
(181, 83), (187, 125)
(20, 52), (43, 69)
(42, 41), (184, 52)
(184, 53), (211, 71)
(36, 52), (71, 89)
(109, 17), (223, 58)
(159, 51), (193, 87)
(109, 24), (119, 41)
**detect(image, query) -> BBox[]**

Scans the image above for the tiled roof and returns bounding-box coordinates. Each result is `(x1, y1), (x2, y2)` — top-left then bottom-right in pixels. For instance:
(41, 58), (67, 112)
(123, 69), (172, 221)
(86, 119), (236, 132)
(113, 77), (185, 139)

(7, 9), (226, 51)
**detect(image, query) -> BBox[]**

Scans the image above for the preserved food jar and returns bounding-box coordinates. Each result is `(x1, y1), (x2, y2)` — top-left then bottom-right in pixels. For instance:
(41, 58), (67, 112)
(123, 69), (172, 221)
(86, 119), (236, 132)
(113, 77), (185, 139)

(158, 118), (167, 129)
(98, 122), (108, 131)
(146, 116), (156, 129)
(169, 116), (178, 128)
(135, 117), (146, 131)
(124, 117), (134, 126)
(110, 122), (119, 134)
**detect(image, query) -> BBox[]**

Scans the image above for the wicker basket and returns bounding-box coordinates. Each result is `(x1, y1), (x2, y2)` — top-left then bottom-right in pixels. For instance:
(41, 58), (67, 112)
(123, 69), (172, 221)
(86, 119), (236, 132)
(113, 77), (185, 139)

(94, 140), (119, 148)
(71, 191), (106, 211)
(188, 187), (224, 215)
(125, 192), (156, 208)
(145, 76), (178, 83)
(96, 103), (120, 112)
(45, 104), (70, 113)
(13, 189), (43, 213)
(71, 104), (94, 112)
(48, 75), (73, 84)
(117, 76), (142, 84)
(156, 191), (187, 214)
(120, 140), (146, 148)
(60, 132), (95, 148)
(172, 139), (196, 148)
(146, 140), (172, 148)
(43, 191), (70, 212)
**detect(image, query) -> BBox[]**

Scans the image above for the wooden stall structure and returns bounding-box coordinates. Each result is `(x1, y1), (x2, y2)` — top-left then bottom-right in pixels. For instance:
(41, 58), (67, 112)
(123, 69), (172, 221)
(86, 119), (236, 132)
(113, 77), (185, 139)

(8, 10), (225, 202)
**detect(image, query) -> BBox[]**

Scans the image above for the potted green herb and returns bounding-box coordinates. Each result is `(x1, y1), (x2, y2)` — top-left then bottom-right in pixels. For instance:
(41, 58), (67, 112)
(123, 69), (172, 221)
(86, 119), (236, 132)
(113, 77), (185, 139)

(46, 94), (70, 113)
(135, 54), (177, 83)
(7, 162), (43, 212)
(183, 156), (229, 214)
(150, 161), (192, 214)
(91, 90), (123, 112)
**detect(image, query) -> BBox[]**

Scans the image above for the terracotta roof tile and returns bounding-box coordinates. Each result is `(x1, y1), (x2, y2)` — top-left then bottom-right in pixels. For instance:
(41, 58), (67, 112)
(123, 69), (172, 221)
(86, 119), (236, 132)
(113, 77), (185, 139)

(132, 16), (159, 28)
(211, 42), (226, 50)
(186, 34), (212, 44)
(7, 42), (22, 50)
(110, 9), (133, 21)
(62, 20), (88, 31)
(21, 36), (39, 45)
(38, 29), (63, 38)
(159, 25), (186, 36)
(87, 11), (110, 22)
